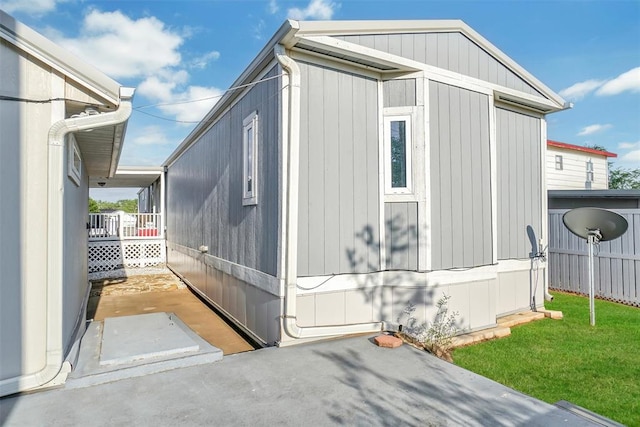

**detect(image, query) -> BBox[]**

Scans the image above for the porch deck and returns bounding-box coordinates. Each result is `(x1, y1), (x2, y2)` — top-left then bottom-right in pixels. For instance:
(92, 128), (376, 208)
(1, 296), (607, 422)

(88, 273), (255, 355)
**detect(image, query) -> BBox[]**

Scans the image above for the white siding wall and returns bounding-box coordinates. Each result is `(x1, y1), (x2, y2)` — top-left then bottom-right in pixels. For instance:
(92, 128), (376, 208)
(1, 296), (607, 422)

(547, 146), (609, 190)
(1, 40), (54, 379)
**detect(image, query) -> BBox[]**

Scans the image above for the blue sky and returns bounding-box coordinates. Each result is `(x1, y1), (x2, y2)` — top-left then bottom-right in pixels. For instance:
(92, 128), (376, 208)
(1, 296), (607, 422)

(4, 0), (639, 200)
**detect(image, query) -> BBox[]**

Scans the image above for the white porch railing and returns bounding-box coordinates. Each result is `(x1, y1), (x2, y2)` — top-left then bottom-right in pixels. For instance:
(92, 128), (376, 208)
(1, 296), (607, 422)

(88, 212), (163, 241)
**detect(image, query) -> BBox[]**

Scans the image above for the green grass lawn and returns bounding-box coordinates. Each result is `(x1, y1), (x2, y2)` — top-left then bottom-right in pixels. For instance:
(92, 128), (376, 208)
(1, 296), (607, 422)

(453, 292), (640, 426)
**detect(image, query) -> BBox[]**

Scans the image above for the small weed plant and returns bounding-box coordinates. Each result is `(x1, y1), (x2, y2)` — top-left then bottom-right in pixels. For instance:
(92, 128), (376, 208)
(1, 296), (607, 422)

(398, 294), (459, 360)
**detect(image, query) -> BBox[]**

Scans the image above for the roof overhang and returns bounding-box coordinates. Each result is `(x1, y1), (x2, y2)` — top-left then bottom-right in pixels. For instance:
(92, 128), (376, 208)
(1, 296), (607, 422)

(89, 166), (163, 188)
(1, 11), (134, 178)
(548, 140), (617, 158)
(0, 10), (121, 105)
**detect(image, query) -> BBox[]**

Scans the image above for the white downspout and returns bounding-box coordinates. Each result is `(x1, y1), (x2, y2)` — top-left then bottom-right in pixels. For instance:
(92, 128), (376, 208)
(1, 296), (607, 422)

(275, 45), (382, 339)
(0, 89), (133, 396)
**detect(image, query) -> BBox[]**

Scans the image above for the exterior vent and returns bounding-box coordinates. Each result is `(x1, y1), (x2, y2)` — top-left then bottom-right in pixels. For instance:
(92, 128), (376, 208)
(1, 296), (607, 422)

(497, 95), (553, 114)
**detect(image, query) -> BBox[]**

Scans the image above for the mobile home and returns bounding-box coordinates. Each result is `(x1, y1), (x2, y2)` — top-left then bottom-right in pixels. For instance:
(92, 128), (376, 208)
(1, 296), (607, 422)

(163, 20), (569, 346)
(0, 11), (134, 395)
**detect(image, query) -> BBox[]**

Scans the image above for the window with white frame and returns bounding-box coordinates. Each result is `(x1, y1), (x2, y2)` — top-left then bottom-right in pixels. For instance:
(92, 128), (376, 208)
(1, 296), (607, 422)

(243, 111), (258, 205)
(384, 115), (412, 194)
(586, 159), (594, 186)
(67, 134), (81, 186)
(555, 155), (563, 170)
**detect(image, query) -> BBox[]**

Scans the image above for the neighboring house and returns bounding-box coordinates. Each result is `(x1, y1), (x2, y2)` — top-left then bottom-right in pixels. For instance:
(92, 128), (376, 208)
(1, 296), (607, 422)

(0, 11), (134, 396)
(546, 140), (617, 190)
(161, 19), (569, 346)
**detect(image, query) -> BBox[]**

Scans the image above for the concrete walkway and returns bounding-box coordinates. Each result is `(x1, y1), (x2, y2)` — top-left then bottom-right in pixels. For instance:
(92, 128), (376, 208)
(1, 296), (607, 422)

(1, 335), (600, 426)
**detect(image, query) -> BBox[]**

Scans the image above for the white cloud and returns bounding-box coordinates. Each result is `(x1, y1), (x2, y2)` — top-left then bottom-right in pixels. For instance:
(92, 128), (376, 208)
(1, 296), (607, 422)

(615, 141), (640, 168)
(158, 85), (224, 123)
(560, 67), (640, 101)
(253, 19), (266, 40)
(578, 124), (612, 136)
(2, 0), (60, 15)
(558, 79), (603, 101)
(288, 0), (337, 20)
(618, 141), (640, 150)
(596, 67), (640, 96)
(190, 51), (221, 69)
(49, 9), (224, 124)
(139, 74), (223, 123)
(269, 0), (279, 14)
(620, 149), (640, 163)
(52, 10), (183, 79)
(131, 126), (173, 146)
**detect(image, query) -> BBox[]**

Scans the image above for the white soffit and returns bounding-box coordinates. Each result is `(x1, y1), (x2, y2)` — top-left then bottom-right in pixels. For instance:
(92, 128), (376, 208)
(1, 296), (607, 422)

(89, 166), (163, 188)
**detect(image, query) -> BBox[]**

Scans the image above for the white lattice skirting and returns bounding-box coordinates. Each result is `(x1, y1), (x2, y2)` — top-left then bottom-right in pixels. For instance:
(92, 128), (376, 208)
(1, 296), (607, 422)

(88, 240), (166, 273)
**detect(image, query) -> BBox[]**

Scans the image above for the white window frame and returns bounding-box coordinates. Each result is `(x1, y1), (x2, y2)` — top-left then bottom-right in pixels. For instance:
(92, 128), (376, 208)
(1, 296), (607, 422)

(586, 159), (594, 182)
(67, 134), (81, 186)
(555, 155), (563, 170)
(384, 113), (413, 196)
(243, 111), (258, 206)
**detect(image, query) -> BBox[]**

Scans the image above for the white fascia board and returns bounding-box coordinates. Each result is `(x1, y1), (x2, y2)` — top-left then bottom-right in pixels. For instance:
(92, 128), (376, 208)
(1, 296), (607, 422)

(0, 10), (121, 106)
(294, 19), (467, 37)
(115, 166), (165, 174)
(299, 35), (423, 73)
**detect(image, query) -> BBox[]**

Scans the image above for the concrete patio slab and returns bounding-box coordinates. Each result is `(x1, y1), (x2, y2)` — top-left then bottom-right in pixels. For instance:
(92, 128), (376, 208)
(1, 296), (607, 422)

(1, 335), (604, 426)
(100, 312), (200, 366)
(67, 312), (222, 389)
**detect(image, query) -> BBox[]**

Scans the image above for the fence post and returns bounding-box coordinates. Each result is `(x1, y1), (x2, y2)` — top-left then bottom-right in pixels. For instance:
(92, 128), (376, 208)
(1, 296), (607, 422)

(118, 212), (124, 238)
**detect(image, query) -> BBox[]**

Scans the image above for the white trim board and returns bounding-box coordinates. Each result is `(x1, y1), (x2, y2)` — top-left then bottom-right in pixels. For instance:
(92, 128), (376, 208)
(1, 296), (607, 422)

(168, 243), (281, 297)
(296, 265), (499, 296)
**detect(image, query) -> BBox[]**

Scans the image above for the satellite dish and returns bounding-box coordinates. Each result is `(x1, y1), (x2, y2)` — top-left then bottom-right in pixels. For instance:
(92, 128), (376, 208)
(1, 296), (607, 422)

(563, 207), (628, 242)
(562, 207), (628, 326)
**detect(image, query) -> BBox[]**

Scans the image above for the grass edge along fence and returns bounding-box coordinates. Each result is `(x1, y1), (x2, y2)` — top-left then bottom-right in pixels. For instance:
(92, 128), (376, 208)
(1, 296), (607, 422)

(548, 208), (640, 307)
(453, 292), (640, 426)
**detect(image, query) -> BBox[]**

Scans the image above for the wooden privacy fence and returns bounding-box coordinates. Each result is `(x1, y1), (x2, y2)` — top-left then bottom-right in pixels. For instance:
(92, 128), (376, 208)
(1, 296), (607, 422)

(548, 209), (640, 306)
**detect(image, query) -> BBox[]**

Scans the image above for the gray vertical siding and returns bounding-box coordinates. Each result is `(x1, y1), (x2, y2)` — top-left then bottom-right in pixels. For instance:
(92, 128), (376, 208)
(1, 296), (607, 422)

(548, 209), (639, 306)
(297, 61), (380, 276)
(384, 202), (418, 270)
(429, 81), (492, 270)
(166, 66), (280, 276)
(167, 243), (281, 344)
(383, 79), (416, 107)
(336, 33), (543, 98)
(496, 107), (542, 259)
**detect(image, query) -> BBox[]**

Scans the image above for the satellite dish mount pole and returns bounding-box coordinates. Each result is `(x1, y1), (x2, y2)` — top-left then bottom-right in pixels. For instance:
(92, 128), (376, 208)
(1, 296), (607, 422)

(563, 207), (628, 327)
(587, 229), (601, 327)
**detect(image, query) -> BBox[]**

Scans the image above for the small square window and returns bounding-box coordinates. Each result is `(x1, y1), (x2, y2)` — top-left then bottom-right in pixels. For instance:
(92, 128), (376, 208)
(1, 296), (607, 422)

(67, 135), (81, 186)
(555, 155), (563, 170)
(243, 111), (258, 206)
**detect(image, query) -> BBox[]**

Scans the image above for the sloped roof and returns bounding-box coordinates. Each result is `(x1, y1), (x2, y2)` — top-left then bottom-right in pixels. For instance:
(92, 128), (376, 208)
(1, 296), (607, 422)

(166, 19), (569, 167)
(0, 10), (121, 105)
(548, 140), (617, 158)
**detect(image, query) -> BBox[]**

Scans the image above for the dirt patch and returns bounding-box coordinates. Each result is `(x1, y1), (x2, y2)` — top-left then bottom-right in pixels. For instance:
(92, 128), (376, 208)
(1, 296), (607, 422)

(90, 274), (186, 297)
